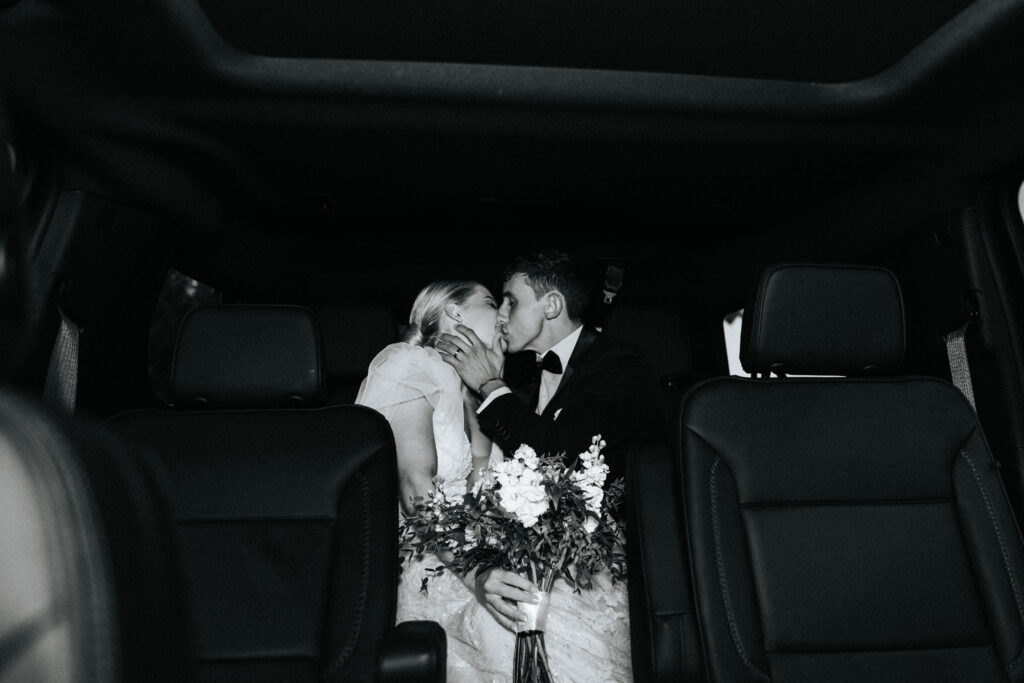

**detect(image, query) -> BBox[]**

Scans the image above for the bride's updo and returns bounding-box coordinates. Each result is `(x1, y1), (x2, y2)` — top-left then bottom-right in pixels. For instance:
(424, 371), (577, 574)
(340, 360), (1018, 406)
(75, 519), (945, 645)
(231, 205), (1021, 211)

(404, 280), (480, 348)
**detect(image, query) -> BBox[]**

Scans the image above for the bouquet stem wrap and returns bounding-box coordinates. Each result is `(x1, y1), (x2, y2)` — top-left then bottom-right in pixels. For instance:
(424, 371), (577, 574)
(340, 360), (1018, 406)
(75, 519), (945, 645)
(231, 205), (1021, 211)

(514, 591), (553, 683)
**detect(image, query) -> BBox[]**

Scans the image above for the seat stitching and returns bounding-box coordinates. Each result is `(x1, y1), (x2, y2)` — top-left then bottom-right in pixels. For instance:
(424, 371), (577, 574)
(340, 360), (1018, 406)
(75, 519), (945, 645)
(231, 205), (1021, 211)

(323, 470), (372, 678)
(710, 456), (771, 681)
(740, 498), (952, 509)
(960, 449), (1024, 675)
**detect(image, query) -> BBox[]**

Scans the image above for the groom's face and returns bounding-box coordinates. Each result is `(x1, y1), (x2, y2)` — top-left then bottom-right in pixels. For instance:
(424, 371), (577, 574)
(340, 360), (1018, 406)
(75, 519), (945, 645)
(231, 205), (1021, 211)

(499, 273), (546, 354)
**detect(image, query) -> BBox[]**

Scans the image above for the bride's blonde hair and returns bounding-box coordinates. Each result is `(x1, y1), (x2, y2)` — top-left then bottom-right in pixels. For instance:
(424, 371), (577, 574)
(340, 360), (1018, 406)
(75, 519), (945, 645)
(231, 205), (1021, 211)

(404, 280), (480, 348)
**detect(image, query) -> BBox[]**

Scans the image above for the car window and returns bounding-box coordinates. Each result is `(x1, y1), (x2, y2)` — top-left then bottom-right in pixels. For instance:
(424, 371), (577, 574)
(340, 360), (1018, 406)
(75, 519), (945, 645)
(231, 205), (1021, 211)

(723, 310), (747, 377)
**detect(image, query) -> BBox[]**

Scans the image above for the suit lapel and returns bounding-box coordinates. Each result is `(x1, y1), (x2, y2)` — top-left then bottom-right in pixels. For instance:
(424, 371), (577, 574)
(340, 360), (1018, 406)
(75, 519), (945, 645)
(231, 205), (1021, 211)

(542, 327), (598, 417)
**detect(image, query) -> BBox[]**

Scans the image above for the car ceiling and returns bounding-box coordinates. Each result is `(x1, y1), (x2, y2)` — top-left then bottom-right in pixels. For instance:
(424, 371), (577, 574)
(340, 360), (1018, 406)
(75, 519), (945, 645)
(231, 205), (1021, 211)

(197, 0), (971, 82)
(2, 0), (1024, 312)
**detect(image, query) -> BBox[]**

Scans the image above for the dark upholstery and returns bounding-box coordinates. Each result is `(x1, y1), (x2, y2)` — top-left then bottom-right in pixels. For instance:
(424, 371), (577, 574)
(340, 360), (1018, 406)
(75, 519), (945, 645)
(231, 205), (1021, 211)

(172, 305), (325, 408)
(625, 435), (704, 682)
(377, 621), (447, 682)
(105, 304), (442, 682)
(739, 263), (905, 376)
(604, 303), (698, 432)
(684, 378), (1023, 682)
(108, 406), (400, 682)
(316, 303), (398, 404)
(634, 264), (1024, 682)
(71, 419), (193, 683)
(604, 304), (692, 384)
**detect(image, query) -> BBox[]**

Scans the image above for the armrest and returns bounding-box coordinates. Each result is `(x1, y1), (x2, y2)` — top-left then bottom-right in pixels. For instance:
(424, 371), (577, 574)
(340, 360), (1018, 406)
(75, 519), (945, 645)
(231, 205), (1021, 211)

(625, 436), (704, 682)
(376, 620), (446, 683)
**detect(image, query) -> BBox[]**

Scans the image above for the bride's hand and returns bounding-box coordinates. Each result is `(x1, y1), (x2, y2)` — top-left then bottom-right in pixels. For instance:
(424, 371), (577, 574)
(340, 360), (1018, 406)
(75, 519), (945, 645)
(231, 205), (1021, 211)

(462, 567), (540, 632)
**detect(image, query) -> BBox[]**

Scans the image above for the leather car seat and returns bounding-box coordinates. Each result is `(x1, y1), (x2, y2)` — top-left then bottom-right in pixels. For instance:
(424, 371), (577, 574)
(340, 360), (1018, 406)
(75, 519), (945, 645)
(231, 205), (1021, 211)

(677, 263), (1024, 681)
(626, 264), (1024, 679)
(105, 304), (443, 682)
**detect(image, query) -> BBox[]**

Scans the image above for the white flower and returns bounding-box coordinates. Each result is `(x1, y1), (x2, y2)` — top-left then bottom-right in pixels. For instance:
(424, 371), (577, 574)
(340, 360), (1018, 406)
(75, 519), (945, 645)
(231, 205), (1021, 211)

(571, 435), (610, 528)
(471, 467), (493, 496)
(493, 448), (549, 527)
(498, 474), (549, 527)
(578, 437), (608, 477)
(571, 464), (607, 517)
(512, 443), (539, 470)
(585, 485), (605, 514)
(493, 456), (525, 482)
(573, 460), (608, 487)
(432, 477), (462, 508)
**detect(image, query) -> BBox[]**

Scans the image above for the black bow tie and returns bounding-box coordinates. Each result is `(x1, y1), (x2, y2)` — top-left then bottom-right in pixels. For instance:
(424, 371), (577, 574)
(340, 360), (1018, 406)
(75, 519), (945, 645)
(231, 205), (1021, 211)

(538, 351), (563, 375)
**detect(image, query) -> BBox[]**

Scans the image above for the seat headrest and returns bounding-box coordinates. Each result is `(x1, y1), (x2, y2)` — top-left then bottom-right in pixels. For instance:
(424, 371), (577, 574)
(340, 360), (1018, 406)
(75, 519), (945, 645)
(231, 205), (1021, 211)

(171, 305), (324, 409)
(740, 264), (905, 376)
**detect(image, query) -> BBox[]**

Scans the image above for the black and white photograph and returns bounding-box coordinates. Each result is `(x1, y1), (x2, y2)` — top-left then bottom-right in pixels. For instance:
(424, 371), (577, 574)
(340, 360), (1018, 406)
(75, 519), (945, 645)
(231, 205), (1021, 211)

(3, 1), (1024, 681)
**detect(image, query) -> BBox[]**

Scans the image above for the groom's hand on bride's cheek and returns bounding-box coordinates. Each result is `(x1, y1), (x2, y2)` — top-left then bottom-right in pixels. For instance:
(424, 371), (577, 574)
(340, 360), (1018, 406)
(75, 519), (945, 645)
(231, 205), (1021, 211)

(457, 325), (505, 371)
(442, 325), (504, 385)
(465, 568), (540, 632)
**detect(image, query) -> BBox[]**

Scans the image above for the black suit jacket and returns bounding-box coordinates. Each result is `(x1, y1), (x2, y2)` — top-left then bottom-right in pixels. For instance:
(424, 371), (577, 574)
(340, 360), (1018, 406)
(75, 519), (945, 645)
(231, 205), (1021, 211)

(478, 327), (664, 482)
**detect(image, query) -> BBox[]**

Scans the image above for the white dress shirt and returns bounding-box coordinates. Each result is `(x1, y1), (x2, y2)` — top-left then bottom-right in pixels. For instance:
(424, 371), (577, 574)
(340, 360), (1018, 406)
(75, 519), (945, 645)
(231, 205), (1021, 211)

(478, 325), (584, 415)
(534, 325), (582, 415)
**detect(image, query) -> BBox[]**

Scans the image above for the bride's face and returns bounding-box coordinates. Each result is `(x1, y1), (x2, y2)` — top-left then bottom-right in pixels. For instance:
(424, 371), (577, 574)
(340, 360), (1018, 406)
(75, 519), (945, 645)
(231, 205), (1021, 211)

(455, 285), (500, 347)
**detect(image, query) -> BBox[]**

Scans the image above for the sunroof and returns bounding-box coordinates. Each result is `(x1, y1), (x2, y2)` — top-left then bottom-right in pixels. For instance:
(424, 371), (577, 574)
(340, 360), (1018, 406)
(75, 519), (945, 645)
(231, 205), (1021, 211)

(197, 0), (971, 81)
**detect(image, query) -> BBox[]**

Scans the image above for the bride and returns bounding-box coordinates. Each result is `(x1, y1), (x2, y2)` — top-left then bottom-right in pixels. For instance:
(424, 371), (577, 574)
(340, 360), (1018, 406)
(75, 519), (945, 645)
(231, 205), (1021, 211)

(355, 279), (632, 682)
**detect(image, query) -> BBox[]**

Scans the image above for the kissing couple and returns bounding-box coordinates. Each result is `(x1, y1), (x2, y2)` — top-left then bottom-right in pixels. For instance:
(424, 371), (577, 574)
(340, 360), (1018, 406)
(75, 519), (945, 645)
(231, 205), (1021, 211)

(356, 250), (663, 682)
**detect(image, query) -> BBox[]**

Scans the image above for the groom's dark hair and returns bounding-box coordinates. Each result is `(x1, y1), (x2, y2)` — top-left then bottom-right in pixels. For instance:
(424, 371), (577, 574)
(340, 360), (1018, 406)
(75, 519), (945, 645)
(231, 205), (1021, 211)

(503, 251), (590, 323)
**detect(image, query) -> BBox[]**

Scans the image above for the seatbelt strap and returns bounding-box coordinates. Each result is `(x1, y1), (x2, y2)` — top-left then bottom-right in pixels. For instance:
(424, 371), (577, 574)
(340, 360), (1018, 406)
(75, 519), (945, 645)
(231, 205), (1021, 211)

(590, 259), (626, 331)
(943, 318), (976, 411)
(43, 306), (80, 414)
(602, 262), (625, 305)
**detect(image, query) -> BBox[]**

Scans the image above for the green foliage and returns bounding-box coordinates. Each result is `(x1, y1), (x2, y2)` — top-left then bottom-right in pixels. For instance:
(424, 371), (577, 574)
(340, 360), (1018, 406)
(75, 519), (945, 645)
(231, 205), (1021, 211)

(398, 437), (627, 594)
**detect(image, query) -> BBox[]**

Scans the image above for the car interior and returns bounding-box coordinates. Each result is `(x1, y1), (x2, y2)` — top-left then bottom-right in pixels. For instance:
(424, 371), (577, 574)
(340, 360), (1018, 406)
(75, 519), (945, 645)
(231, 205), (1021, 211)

(4, 0), (1024, 681)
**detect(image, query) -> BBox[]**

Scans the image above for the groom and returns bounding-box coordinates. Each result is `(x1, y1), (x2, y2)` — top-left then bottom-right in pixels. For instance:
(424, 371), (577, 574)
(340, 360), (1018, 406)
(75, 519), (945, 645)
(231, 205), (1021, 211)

(439, 249), (663, 483)
(438, 250), (664, 629)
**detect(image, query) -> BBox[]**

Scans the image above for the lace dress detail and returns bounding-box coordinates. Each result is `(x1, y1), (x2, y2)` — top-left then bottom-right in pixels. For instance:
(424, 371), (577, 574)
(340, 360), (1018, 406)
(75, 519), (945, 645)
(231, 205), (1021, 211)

(356, 342), (632, 682)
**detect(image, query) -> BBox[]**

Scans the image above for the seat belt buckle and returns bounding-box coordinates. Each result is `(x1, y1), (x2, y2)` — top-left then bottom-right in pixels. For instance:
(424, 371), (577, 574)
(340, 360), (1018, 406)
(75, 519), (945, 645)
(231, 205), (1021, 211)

(602, 264), (625, 305)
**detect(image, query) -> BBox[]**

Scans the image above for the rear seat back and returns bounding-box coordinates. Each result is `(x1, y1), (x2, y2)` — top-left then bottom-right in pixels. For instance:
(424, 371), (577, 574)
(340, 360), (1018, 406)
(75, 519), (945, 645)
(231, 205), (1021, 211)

(603, 304), (692, 383)
(105, 304), (406, 681)
(316, 303), (399, 404)
(604, 303), (698, 430)
(680, 264), (1024, 682)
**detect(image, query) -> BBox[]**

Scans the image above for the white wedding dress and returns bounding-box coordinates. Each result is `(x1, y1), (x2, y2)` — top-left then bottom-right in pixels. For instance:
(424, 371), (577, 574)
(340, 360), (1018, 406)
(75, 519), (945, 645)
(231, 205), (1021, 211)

(356, 342), (633, 682)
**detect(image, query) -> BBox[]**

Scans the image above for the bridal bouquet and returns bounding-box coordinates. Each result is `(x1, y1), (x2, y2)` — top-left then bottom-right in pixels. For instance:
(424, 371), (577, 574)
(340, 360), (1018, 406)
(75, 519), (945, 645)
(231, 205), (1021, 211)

(398, 434), (627, 683)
